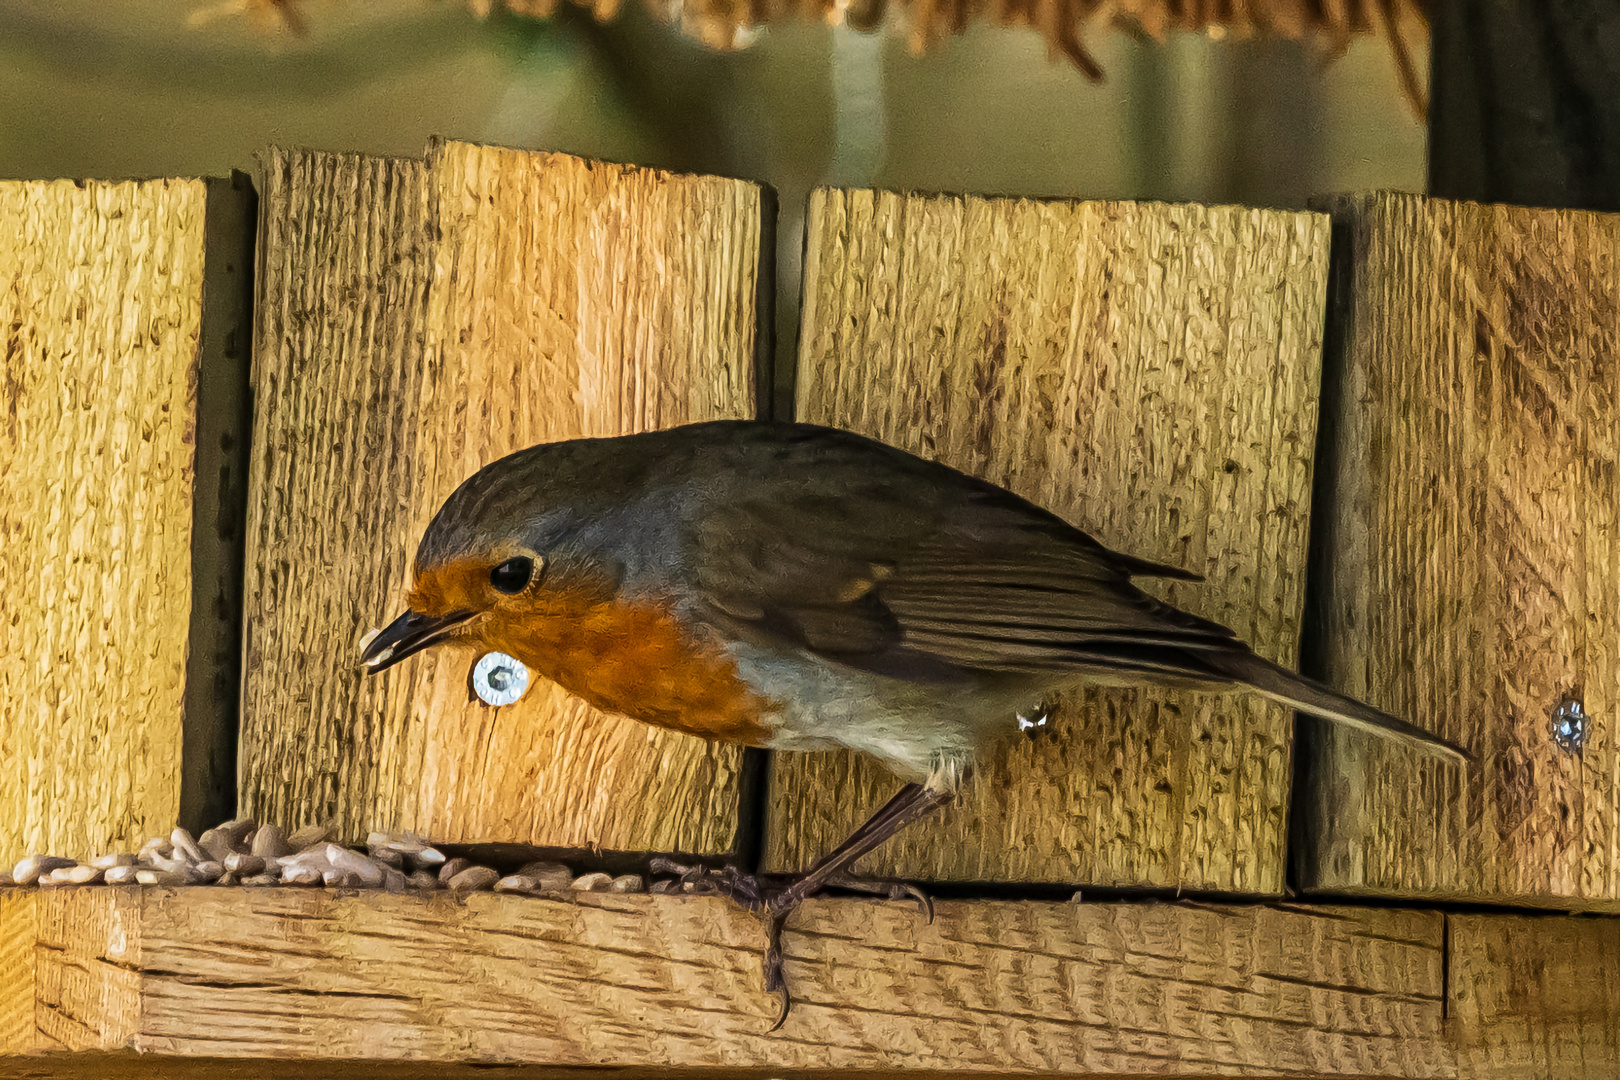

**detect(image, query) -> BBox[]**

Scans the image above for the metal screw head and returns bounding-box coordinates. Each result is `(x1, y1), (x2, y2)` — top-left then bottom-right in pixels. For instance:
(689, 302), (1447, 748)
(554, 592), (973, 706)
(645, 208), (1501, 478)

(1551, 698), (1588, 754)
(472, 652), (530, 707)
(1017, 702), (1054, 740)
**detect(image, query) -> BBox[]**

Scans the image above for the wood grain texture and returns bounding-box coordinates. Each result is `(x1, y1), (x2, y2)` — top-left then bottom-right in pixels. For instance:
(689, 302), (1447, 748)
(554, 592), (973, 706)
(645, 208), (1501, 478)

(238, 148), (434, 853)
(1296, 193), (1620, 908)
(0, 890), (36, 1055)
(2, 887), (1454, 1076)
(239, 143), (763, 855)
(0, 179), (207, 867)
(769, 188), (1329, 892)
(1450, 914), (1620, 1080)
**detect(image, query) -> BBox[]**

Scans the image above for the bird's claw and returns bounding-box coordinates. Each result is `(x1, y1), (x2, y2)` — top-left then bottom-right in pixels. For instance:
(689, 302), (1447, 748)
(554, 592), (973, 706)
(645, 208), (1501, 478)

(647, 857), (767, 910)
(647, 858), (932, 1032)
(762, 910), (792, 1032)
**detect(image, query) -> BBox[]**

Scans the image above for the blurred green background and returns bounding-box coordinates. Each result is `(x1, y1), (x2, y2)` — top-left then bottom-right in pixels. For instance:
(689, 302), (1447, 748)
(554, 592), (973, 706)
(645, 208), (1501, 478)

(0, 0), (1425, 379)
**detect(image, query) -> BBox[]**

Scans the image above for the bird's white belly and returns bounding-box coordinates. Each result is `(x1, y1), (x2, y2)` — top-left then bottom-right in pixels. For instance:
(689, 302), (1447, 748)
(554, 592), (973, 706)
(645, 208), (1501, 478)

(727, 642), (1032, 788)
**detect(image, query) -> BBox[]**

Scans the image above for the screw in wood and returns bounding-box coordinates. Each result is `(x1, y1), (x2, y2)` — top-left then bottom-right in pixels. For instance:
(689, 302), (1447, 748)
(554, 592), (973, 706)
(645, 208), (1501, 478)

(472, 651), (530, 707)
(1551, 698), (1588, 754)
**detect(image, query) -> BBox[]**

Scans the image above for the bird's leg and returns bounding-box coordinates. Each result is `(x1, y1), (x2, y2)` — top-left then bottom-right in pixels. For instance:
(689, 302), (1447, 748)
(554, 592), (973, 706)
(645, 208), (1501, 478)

(648, 782), (946, 910)
(649, 781), (953, 1031)
(766, 781), (950, 913)
(758, 781), (953, 1029)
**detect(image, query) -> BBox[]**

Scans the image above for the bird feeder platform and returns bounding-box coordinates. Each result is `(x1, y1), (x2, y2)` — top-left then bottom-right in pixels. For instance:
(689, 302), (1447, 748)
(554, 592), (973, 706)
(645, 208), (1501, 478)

(3, 885), (1615, 1078)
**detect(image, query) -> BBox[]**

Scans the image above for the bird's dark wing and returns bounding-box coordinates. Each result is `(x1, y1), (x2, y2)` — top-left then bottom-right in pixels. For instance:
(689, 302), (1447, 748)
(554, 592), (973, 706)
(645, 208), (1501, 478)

(685, 435), (1242, 683)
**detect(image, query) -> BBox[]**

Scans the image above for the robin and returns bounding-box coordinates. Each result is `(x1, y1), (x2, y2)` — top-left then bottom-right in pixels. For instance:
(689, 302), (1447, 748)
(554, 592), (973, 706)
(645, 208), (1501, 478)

(360, 419), (1468, 1025)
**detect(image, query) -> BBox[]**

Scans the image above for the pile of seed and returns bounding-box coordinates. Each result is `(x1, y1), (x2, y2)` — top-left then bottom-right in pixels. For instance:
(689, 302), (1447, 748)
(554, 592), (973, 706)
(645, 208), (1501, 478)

(0, 821), (646, 896)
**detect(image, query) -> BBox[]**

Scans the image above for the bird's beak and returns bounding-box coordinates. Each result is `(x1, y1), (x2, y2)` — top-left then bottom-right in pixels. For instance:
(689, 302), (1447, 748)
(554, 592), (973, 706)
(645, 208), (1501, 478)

(358, 609), (475, 673)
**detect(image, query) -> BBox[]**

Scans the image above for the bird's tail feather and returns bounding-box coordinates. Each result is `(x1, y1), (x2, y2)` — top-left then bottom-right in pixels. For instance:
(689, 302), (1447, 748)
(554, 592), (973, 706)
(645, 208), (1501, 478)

(1207, 651), (1471, 766)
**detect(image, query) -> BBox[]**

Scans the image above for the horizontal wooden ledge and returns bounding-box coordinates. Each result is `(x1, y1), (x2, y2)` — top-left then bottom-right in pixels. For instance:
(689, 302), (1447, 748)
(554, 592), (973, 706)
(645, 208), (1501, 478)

(0, 887), (1614, 1079)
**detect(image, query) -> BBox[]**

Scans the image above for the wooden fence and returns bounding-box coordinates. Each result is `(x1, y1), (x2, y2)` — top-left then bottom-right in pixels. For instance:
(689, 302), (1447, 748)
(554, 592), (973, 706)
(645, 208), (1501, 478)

(0, 142), (1616, 1078)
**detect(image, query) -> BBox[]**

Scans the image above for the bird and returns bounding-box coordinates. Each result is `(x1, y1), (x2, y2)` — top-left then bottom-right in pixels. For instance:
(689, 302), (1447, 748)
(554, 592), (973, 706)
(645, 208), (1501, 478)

(359, 419), (1469, 1026)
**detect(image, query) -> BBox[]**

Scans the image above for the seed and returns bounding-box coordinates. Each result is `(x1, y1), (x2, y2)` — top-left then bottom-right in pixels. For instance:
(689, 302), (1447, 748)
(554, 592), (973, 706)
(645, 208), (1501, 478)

(437, 857), (473, 885)
(324, 844), (384, 887)
(571, 872), (613, 892)
(448, 866), (500, 892)
(197, 828), (238, 863)
(13, 855), (77, 886)
(104, 865), (140, 885)
(323, 868), (366, 888)
(406, 870), (440, 890)
(91, 853), (136, 870)
(136, 867), (200, 886)
(287, 824), (330, 851)
(381, 866), (407, 894)
(515, 861), (574, 892)
(368, 831), (431, 857)
(281, 864), (322, 886)
(241, 874), (279, 887)
(224, 853), (266, 876)
(170, 828), (207, 864)
(368, 847), (404, 870)
(194, 861), (224, 883)
(494, 874), (542, 894)
(216, 818), (259, 847)
(146, 854), (193, 876)
(412, 847), (447, 869)
(251, 824), (291, 858)
(609, 874), (646, 893)
(50, 865), (103, 886)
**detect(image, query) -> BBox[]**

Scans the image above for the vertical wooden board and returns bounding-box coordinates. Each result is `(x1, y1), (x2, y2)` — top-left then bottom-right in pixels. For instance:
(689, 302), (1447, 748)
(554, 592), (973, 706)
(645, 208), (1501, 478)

(769, 188), (1328, 890)
(1450, 914), (1620, 1080)
(398, 142), (760, 853)
(1297, 193), (1620, 907)
(240, 144), (764, 856)
(238, 148), (435, 847)
(0, 180), (206, 866)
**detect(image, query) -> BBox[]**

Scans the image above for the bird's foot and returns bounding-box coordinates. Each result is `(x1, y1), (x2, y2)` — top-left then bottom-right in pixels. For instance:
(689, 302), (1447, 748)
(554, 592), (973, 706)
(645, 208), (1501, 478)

(646, 857), (769, 910)
(648, 857), (931, 1031)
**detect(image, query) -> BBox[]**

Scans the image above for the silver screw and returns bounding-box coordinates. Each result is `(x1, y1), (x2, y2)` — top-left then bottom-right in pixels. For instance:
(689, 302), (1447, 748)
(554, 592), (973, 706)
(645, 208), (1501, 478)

(1551, 698), (1588, 754)
(472, 652), (530, 707)
(1017, 702), (1054, 739)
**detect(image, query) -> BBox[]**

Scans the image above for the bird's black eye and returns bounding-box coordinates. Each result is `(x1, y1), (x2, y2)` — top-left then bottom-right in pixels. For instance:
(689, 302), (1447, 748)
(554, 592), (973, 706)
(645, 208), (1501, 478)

(490, 556), (534, 595)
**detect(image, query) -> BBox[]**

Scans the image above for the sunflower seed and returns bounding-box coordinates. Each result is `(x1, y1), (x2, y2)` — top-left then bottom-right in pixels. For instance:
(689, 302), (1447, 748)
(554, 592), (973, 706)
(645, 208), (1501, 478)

(251, 824), (291, 858)
(287, 824), (330, 851)
(448, 866), (500, 892)
(170, 828), (206, 864)
(14, 855), (77, 886)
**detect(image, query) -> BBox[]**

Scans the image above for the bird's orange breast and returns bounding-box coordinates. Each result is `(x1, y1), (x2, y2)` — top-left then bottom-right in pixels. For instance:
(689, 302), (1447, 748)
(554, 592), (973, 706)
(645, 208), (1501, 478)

(475, 592), (778, 745)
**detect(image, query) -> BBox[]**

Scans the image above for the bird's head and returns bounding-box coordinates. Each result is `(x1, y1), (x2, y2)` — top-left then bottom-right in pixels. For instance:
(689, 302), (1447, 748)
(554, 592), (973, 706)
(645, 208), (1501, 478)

(357, 442), (621, 674)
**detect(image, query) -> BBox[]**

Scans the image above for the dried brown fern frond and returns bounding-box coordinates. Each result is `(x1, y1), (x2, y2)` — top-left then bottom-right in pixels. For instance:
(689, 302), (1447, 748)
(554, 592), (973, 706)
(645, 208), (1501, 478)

(214, 0), (1430, 114)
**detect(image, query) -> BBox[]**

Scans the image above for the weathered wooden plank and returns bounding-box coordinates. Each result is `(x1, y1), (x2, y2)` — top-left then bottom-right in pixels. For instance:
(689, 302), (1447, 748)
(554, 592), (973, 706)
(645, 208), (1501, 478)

(0, 887), (1449, 1076)
(1296, 192), (1620, 908)
(237, 148), (434, 851)
(1450, 914), (1620, 1080)
(0, 178), (234, 867)
(238, 143), (765, 856)
(0, 889), (36, 1054)
(768, 187), (1328, 893)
